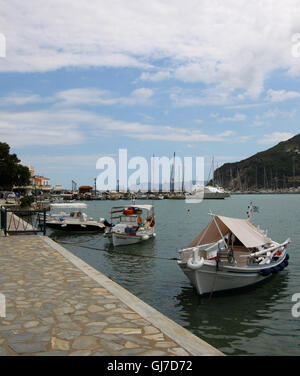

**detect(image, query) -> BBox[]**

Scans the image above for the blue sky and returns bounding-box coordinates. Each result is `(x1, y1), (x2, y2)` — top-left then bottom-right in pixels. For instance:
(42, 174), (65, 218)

(0, 1), (300, 188)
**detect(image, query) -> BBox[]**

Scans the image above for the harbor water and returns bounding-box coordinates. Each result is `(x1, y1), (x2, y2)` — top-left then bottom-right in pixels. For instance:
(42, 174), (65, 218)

(48, 194), (300, 355)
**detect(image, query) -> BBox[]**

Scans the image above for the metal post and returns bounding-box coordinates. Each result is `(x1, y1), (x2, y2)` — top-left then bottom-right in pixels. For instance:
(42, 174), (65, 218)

(4, 207), (7, 236)
(43, 208), (46, 236)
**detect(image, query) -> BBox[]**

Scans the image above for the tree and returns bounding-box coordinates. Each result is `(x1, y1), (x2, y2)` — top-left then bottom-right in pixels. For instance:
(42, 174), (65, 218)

(0, 142), (31, 190)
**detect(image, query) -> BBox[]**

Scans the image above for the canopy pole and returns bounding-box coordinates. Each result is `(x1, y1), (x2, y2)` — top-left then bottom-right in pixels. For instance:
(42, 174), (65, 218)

(211, 214), (227, 248)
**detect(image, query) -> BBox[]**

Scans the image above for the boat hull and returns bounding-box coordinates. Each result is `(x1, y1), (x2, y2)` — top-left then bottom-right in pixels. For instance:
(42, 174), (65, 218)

(46, 222), (104, 232)
(178, 251), (288, 295)
(204, 192), (230, 199)
(112, 231), (154, 246)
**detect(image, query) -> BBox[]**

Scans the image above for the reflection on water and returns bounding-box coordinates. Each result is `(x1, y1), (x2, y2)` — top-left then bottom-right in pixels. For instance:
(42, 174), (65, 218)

(48, 195), (300, 355)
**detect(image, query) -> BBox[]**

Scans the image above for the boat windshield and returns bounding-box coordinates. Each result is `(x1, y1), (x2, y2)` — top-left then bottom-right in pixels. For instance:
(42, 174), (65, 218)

(120, 215), (138, 223)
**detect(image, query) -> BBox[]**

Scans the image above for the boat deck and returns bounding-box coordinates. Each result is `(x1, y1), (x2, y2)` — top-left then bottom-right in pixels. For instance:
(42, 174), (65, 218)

(180, 246), (251, 267)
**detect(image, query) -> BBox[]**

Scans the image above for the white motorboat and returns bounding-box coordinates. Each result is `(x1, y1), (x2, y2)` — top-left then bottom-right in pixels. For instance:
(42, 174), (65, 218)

(45, 203), (105, 232)
(177, 206), (290, 296)
(104, 204), (155, 246)
(204, 185), (230, 199)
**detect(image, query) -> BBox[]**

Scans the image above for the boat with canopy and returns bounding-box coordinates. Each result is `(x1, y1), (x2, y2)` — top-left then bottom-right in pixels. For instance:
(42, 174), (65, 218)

(177, 205), (290, 295)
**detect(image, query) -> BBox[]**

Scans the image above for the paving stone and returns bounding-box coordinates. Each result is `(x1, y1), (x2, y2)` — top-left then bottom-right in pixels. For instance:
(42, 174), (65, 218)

(23, 321), (40, 328)
(69, 350), (92, 356)
(72, 336), (99, 350)
(87, 305), (105, 313)
(0, 347), (7, 356)
(8, 332), (34, 343)
(8, 342), (47, 354)
(51, 337), (70, 351)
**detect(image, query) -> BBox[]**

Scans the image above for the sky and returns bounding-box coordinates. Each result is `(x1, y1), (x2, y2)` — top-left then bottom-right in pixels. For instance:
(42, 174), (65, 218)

(0, 0), (300, 189)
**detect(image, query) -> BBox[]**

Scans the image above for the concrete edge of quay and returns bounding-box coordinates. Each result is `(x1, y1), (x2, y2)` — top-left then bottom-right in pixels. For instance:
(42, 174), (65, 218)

(42, 235), (224, 356)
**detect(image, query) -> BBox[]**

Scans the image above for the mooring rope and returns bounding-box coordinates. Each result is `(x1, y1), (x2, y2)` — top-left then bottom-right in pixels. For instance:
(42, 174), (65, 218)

(55, 240), (179, 261)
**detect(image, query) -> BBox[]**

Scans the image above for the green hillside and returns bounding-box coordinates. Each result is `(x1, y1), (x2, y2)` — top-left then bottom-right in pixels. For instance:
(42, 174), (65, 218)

(212, 134), (300, 191)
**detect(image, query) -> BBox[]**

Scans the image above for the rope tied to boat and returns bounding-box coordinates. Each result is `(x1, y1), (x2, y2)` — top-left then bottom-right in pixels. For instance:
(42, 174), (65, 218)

(54, 240), (180, 261)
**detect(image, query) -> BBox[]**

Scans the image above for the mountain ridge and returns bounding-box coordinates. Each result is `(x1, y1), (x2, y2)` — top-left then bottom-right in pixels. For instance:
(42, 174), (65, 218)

(212, 134), (300, 191)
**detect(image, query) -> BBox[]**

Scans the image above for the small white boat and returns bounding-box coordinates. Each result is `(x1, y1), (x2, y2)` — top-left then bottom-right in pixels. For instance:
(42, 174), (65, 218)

(104, 204), (155, 246)
(45, 203), (105, 232)
(177, 206), (290, 296)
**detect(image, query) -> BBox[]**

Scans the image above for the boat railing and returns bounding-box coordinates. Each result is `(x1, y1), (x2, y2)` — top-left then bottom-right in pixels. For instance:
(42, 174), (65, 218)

(239, 238), (290, 259)
(178, 239), (223, 254)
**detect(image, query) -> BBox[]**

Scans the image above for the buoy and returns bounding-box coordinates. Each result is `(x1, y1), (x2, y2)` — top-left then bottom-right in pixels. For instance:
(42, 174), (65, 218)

(260, 268), (271, 276)
(271, 266), (280, 273)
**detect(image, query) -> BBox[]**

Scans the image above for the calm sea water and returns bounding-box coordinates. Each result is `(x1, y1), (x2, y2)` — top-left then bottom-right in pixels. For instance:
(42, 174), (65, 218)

(48, 194), (300, 355)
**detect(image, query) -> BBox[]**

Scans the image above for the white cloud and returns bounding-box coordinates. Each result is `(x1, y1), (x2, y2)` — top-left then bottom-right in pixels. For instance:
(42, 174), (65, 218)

(53, 87), (154, 107)
(257, 132), (295, 144)
(1, 1), (300, 97)
(0, 109), (85, 147)
(170, 86), (237, 107)
(217, 113), (246, 123)
(140, 71), (171, 82)
(0, 93), (42, 106)
(0, 104), (244, 148)
(266, 89), (300, 102)
(20, 153), (115, 172)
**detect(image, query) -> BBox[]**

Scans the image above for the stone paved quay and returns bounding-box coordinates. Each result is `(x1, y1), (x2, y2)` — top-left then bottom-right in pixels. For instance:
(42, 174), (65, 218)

(0, 235), (223, 356)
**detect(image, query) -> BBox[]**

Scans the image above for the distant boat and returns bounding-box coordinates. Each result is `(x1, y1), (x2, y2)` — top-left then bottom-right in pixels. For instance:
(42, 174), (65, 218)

(177, 205), (290, 295)
(204, 185), (230, 199)
(185, 184), (230, 200)
(45, 203), (105, 232)
(204, 156), (230, 199)
(104, 204), (156, 246)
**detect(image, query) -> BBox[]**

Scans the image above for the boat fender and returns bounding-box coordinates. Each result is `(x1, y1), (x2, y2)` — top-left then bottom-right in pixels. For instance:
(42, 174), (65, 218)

(285, 254), (290, 261)
(283, 260), (289, 267)
(141, 235), (149, 241)
(271, 265), (280, 273)
(278, 263), (285, 271)
(260, 268), (271, 276)
(187, 256), (205, 270)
